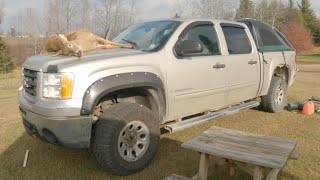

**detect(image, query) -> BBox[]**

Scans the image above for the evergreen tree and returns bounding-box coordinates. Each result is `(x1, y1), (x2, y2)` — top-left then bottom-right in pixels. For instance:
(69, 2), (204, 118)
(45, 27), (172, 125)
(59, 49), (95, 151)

(285, 0), (295, 20)
(255, 0), (286, 28)
(0, 37), (10, 74)
(298, 0), (320, 44)
(236, 0), (255, 19)
(284, 0), (304, 26)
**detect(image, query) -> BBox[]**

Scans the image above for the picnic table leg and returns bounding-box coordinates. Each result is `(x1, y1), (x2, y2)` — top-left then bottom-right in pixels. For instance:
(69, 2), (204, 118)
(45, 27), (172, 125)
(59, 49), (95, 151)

(253, 166), (263, 180)
(198, 153), (210, 180)
(266, 169), (280, 180)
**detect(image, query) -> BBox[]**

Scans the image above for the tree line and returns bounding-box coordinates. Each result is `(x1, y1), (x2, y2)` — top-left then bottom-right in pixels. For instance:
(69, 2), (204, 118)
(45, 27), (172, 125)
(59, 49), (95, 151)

(174, 0), (320, 47)
(9, 0), (136, 39)
(0, 0), (319, 73)
(3, 0), (320, 45)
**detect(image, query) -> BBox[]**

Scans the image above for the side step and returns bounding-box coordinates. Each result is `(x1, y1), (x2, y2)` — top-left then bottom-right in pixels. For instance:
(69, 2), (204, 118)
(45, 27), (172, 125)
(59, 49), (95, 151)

(165, 101), (260, 133)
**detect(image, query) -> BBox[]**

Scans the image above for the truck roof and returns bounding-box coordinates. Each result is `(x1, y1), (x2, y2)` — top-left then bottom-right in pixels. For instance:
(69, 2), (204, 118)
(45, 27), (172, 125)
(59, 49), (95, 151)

(142, 18), (248, 27)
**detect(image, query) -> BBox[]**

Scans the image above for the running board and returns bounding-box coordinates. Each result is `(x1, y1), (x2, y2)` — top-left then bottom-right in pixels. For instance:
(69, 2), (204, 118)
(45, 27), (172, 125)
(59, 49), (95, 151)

(165, 101), (260, 133)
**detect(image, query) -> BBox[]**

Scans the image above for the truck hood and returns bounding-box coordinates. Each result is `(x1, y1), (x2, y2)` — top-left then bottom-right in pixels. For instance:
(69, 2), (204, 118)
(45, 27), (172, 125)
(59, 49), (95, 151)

(23, 48), (145, 72)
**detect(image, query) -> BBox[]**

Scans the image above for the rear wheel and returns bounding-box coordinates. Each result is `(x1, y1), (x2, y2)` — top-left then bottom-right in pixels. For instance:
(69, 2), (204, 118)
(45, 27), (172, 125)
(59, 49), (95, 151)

(92, 102), (160, 175)
(261, 76), (288, 113)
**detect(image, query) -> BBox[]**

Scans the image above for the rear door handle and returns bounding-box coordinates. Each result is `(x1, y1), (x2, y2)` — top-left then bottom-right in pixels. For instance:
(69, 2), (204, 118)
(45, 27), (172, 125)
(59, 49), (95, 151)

(248, 60), (258, 65)
(213, 63), (226, 69)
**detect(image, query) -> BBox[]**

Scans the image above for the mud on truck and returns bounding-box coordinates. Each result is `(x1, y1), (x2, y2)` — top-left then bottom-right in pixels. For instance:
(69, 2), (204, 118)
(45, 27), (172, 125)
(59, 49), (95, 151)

(19, 18), (297, 175)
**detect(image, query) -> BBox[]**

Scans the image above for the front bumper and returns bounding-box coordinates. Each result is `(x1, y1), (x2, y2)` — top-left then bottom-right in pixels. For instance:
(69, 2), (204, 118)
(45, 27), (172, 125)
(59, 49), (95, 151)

(18, 89), (92, 149)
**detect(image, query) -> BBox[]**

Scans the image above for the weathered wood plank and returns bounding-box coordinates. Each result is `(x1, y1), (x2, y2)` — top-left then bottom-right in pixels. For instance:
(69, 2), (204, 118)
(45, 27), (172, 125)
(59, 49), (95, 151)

(182, 126), (297, 169)
(198, 153), (210, 180)
(205, 127), (296, 149)
(266, 169), (280, 180)
(163, 174), (190, 180)
(234, 161), (255, 176)
(183, 136), (289, 168)
(253, 166), (263, 180)
(200, 131), (295, 152)
(197, 135), (291, 157)
(289, 151), (300, 160)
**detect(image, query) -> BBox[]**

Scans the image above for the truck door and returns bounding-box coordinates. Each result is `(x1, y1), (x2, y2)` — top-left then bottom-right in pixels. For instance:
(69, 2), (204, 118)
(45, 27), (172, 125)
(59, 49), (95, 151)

(167, 22), (228, 119)
(221, 25), (260, 104)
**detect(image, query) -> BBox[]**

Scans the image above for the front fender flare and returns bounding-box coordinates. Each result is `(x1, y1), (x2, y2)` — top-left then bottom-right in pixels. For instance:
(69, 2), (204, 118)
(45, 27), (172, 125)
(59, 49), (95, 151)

(80, 72), (166, 116)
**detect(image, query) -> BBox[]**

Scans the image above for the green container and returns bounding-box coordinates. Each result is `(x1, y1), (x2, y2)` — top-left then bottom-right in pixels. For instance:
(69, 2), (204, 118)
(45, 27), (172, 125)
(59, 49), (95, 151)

(287, 102), (305, 111)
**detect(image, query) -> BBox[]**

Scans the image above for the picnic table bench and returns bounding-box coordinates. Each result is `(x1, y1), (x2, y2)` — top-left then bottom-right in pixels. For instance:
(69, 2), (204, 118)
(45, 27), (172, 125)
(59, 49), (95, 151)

(165, 126), (298, 180)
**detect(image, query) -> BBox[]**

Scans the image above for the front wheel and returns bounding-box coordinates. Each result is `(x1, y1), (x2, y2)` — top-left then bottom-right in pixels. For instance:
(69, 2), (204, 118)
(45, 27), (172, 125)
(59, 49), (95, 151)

(92, 102), (160, 176)
(261, 76), (288, 113)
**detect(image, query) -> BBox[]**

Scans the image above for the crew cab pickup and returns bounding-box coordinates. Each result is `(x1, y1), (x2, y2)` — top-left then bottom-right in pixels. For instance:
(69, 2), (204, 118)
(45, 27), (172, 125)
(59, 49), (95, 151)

(18, 18), (297, 175)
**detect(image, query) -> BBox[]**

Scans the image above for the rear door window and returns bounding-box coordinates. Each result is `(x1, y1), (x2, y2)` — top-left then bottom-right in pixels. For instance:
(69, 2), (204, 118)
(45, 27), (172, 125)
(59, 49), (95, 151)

(222, 27), (252, 54)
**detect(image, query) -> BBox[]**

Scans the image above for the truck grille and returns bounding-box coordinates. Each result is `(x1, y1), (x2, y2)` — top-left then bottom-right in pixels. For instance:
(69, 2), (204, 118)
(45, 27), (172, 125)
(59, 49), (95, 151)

(22, 68), (38, 97)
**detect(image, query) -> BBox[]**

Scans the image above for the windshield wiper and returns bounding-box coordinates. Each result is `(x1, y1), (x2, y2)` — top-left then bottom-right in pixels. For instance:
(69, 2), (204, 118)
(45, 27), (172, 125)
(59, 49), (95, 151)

(122, 39), (138, 50)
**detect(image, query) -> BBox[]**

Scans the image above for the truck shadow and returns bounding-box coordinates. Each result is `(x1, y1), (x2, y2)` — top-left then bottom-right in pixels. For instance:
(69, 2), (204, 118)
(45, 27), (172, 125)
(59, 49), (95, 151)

(0, 133), (301, 180)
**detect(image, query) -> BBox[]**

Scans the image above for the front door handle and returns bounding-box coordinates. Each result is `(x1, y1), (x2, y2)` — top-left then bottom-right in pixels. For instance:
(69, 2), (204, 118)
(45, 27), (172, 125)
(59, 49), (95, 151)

(248, 60), (258, 65)
(213, 63), (226, 69)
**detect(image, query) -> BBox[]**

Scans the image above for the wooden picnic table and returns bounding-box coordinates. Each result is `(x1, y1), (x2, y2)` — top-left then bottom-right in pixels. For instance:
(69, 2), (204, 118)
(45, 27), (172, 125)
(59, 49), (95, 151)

(181, 126), (298, 180)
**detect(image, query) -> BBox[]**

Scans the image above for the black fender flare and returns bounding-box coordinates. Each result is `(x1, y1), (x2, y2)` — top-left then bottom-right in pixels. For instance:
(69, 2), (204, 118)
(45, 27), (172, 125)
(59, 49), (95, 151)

(80, 72), (166, 118)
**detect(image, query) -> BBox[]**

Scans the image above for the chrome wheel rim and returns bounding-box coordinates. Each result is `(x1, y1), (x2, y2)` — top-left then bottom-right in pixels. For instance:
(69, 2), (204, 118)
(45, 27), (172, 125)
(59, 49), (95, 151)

(118, 121), (150, 162)
(275, 86), (284, 105)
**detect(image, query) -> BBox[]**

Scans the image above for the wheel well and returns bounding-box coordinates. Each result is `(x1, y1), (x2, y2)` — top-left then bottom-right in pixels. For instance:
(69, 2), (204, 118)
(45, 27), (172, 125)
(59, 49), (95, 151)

(273, 66), (289, 83)
(93, 87), (164, 123)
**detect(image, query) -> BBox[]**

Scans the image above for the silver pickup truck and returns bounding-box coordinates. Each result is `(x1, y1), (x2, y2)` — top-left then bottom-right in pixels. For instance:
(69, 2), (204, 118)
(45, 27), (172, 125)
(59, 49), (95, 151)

(18, 18), (297, 175)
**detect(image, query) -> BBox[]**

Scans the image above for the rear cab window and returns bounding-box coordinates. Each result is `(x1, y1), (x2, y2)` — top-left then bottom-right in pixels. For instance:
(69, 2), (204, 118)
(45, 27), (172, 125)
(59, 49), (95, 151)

(237, 19), (293, 52)
(221, 26), (252, 54)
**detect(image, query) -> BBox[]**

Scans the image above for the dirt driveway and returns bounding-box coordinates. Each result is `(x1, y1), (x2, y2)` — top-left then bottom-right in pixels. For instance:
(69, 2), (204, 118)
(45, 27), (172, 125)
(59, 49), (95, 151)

(0, 64), (319, 179)
(298, 64), (320, 73)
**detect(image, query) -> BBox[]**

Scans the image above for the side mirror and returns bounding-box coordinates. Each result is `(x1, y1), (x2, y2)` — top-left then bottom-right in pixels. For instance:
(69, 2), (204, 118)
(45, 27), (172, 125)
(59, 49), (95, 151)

(175, 40), (203, 56)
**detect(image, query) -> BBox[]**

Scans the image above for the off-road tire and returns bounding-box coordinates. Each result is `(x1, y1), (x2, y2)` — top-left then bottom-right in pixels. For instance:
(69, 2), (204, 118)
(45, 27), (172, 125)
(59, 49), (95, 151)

(261, 76), (288, 113)
(92, 102), (160, 176)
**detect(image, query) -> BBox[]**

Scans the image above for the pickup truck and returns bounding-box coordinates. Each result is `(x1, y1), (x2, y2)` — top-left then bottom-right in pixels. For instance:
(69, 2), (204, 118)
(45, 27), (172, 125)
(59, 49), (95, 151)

(18, 18), (297, 175)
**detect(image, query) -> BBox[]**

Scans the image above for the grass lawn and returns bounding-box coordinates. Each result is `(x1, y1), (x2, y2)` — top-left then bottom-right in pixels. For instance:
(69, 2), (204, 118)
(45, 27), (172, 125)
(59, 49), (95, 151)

(298, 47), (320, 64)
(0, 65), (319, 179)
(0, 69), (21, 80)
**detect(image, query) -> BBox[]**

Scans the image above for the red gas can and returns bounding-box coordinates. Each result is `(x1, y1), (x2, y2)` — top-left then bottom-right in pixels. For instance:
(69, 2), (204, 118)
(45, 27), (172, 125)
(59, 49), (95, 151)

(302, 101), (315, 115)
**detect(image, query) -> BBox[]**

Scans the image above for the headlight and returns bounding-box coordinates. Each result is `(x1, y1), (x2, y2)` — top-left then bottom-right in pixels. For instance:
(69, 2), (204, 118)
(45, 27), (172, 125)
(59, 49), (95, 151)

(43, 73), (74, 99)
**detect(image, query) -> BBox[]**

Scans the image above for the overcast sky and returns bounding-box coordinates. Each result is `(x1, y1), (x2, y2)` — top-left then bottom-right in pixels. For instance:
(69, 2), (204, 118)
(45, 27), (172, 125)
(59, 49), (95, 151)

(2, 0), (320, 33)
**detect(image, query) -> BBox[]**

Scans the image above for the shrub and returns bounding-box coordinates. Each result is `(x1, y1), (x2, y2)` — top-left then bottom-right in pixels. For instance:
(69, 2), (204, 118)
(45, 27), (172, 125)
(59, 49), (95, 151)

(280, 23), (314, 52)
(4, 37), (46, 69)
(0, 37), (12, 73)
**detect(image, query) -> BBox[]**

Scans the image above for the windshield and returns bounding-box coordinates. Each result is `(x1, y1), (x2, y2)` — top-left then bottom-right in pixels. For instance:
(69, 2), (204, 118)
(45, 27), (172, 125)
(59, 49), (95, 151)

(113, 21), (181, 52)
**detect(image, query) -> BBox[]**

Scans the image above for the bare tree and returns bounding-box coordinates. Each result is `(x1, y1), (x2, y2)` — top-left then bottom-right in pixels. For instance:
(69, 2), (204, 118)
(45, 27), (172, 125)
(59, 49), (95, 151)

(172, 0), (198, 18)
(64, 0), (77, 31)
(47, 0), (62, 33)
(0, 0), (4, 24)
(128, 0), (136, 25)
(255, 0), (286, 28)
(94, 0), (135, 39)
(80, 0), (91, 29)
(172, 0), (237, 19)
(94, 0), (116, 37)
(46, 0), (77, 33)
(12, 8), (43, 36)
(172, 0), (237, 20)
(194, 0), (237, 20)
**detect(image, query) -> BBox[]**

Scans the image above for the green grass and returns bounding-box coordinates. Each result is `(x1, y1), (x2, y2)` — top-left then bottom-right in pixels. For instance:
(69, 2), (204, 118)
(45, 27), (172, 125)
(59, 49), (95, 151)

(1, 65), (320, 179)
(0, 89), (18, 98)
(298, 48), (320, 64)
(0, 69), (21, 80)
